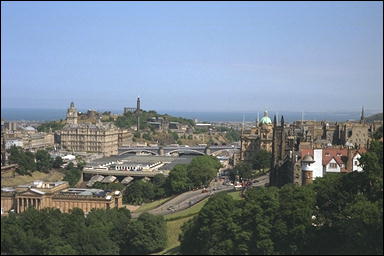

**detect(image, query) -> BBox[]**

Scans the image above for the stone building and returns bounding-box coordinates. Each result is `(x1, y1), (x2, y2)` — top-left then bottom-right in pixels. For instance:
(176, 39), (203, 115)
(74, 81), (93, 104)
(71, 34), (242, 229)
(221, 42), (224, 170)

(240, 111), (274, 164)
(60, 102), (130, 156)
(1, 180), (122, 216)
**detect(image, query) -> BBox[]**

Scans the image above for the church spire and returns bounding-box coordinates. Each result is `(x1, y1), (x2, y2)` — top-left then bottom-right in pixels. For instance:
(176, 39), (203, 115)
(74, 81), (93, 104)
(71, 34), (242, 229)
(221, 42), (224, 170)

(281, 115), (284, 127)
(360, 106), (365, 123)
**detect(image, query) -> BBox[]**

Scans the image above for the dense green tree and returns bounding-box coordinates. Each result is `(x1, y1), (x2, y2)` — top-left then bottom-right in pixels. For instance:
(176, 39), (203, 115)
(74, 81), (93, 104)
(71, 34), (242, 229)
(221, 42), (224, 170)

(1, 206), (166, 255)
(126, 213), (167, 254)
(35, 149), (53, 173)
(272, 185), (315, 254)
(8, 145), (36, 175)
(52, 156), (63, 168)
(187, 155), (221, 188)
(373, 125), (383, 140)
(180, 140), (383, 255)
(165, 164), (191, 194)
(252, 149), (272, 171)
(63, 164), (82, 187)
(123, 180), (156, 204)
(230, 162), (253, 181)
(180, 193), (245, 255)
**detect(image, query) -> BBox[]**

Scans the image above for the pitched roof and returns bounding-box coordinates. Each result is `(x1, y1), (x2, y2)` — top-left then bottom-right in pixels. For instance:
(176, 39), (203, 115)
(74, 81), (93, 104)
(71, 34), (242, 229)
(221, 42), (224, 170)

(323, 148), (348, 166)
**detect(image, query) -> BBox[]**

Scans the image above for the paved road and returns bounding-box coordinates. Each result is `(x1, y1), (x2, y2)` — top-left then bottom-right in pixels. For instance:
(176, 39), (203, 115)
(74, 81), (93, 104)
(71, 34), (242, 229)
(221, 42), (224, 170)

(131, 174), (270, 218)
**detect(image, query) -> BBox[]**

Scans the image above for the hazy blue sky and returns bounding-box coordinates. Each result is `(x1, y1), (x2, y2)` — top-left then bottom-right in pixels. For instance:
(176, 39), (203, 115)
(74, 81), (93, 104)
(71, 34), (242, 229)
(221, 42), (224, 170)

(1, 1), (383, 113)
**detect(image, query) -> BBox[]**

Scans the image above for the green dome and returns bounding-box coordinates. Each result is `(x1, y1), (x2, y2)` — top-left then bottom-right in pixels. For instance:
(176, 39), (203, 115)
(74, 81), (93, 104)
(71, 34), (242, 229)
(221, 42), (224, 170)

(260, 116), (272, 124)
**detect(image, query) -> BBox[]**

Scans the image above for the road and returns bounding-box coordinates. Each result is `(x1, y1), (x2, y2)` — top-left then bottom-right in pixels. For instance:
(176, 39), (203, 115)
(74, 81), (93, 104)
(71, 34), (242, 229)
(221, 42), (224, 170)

(131, 174), (270, 218)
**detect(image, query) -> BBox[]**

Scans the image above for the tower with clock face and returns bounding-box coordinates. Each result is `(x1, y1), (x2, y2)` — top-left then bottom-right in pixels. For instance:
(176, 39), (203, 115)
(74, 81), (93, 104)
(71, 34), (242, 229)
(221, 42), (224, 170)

(66, 102), (78, 125)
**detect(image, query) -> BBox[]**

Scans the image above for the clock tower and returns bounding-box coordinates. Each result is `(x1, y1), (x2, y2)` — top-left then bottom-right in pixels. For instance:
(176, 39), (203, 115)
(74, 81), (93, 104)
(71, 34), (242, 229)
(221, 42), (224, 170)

(66, 102), (78, 125)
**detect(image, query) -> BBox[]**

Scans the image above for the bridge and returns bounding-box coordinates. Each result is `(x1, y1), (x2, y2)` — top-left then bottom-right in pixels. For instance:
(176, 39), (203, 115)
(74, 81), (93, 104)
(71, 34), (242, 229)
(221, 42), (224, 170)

(82, 168), (167, 178)
(118, 145), (240, 156)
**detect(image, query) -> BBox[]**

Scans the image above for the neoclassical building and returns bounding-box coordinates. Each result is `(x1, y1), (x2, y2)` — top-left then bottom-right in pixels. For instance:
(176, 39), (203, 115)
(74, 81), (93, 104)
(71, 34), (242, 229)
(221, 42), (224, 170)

(1, 180), (122, 216)
(60, 102), (130, 156)
(240, 111), (274, 163)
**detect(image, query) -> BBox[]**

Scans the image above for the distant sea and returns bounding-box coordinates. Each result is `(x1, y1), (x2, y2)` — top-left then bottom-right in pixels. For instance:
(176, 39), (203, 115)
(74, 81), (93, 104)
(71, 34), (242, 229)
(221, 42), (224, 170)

(2, 108), (379, 123)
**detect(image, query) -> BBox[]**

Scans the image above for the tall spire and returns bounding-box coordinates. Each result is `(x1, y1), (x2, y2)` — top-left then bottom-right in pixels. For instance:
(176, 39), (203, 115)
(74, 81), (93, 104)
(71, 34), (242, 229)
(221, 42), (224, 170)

(301, 111), (304, 124)
(360, 106), (365, 123)
(241, 113), (245, 136)
(281, 115), (284, 127)
(273, 115), (277, 126)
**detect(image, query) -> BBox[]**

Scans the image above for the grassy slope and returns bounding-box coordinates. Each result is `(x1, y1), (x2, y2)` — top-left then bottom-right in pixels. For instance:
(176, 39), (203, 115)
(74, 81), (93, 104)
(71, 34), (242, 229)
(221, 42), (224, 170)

(134, 196), (174, 213)
(1, 170), (65, 187)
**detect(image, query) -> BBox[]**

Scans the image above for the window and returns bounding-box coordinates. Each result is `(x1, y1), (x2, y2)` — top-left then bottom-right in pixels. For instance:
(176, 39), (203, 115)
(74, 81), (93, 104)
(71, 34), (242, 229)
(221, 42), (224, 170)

(329, 163), (337, 169)
(354, 161), (358, 165)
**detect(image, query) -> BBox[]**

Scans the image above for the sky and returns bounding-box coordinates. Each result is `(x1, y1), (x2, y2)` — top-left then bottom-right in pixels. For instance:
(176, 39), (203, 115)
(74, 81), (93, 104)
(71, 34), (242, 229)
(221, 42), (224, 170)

(1, 1), (383, 113)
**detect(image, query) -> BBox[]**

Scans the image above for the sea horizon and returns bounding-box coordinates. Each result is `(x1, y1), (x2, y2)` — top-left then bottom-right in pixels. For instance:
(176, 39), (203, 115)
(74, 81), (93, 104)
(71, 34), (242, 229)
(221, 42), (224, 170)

(1, 107), (382, 123)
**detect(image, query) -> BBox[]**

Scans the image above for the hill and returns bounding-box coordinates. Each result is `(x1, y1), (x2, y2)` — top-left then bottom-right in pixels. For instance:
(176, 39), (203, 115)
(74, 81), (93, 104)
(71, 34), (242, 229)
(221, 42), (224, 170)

(366, 112), (383, 122)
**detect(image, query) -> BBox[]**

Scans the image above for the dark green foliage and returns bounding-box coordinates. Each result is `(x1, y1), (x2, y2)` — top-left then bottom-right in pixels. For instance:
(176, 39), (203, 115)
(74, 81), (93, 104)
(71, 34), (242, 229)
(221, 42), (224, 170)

(114, 110), (194, 130)
(180, 193), (245, 255)
(186, 155), (221, 188)
(252, 149), (272, 170)
(373, 126), (383, 140)
(52, 156), (63, 168)
(37, 120), (65, 132)
(123, 179), (156, 205)
(63, 163), (81, 187)
(228, 162), (253, 182)
(8, 145), (36, 175)
(125, 156), (222, 204)
(35, 149), (53, 173)
(126, 213), (167, 254)
(1, 207), (166, 255)
(166, 164), (191, 194)
(180, 141), (383, 255)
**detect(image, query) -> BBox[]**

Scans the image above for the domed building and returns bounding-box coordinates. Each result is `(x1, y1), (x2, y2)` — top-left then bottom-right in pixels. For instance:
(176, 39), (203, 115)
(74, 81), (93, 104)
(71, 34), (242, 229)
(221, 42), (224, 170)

(240, 110), (274, 163)
(259, 111), (272, 125)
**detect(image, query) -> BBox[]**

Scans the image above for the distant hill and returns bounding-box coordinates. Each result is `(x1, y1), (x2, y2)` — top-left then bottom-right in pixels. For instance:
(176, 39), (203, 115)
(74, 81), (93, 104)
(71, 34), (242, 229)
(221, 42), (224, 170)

(366, 113), (383, 122)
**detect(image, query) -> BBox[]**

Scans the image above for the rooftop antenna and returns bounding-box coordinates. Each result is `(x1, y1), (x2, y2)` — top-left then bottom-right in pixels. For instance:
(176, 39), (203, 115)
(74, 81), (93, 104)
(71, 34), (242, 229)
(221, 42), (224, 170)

(241, 113), (245, 136)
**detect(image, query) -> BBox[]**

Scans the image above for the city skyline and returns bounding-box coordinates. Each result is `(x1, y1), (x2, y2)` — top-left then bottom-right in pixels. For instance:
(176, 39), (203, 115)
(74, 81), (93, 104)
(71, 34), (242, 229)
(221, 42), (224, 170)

(1, 2), (383, 112)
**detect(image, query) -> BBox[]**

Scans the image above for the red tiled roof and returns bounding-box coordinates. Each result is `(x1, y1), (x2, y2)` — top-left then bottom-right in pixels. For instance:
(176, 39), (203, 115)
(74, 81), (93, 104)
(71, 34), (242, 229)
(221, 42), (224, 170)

(323, 148), (348, 166)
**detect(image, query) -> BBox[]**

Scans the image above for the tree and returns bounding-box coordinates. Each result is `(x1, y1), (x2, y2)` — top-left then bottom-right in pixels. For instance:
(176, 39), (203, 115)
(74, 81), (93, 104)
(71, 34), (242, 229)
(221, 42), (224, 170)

(187, 156), (221, 188)
(234, 162), (253, 181)
(252, 149), (272, 171)
(52, 156), (63, 168)
(125, 213), (166, 254)
(180, 193), (246, 255)
(123, 180), (155, 205)
(373, 126), (383, 140)
(165, 164), (191, 194)
(8, 146), (36, 175)
(35, 150), (52, 173)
